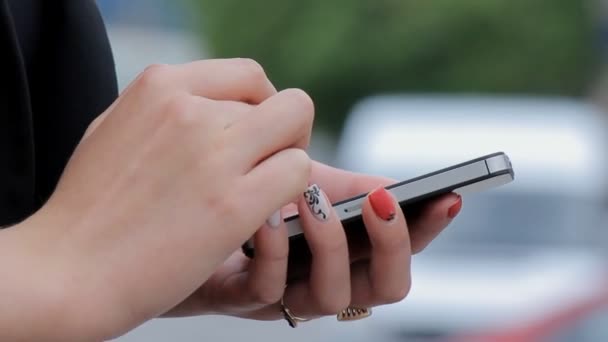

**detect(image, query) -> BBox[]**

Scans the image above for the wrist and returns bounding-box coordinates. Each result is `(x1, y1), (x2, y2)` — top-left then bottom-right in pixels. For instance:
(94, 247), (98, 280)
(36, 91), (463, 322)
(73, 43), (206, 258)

(0, 219), (77, 340)
(0, 212), (123, 341)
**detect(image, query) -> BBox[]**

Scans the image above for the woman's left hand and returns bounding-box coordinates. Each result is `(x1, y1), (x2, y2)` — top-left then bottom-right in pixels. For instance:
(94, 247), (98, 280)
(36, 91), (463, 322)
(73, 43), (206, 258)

(164, 161), (462, 321)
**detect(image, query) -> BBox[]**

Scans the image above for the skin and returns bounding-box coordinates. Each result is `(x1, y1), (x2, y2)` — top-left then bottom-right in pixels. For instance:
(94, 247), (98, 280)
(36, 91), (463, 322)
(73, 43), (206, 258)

(0, 58), (460, 341)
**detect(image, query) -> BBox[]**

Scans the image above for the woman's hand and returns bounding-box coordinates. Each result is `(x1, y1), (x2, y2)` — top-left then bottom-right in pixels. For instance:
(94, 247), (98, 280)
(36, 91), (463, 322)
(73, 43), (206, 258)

(164, 162), (462, 321)
(0, 59), (315, 341)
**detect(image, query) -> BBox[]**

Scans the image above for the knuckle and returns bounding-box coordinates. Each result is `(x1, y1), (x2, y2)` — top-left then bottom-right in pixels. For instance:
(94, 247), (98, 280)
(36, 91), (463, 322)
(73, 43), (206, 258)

(310, 229), (347, 255)
(377, 280), (411, 305)
(137, 64), (172, 90)
(162, 95), (199, 128)
(316, 296), (350, 316)
(255, 242), (289, 263)
(144, 63), (169, 73)
(376, 229), (409, 254)
(250, 286), (284, 306)
(287, 149), (312, 184)
(283, 88), (315, 117)
(204, 192), (240, 221)
(235, 58), (267, 82)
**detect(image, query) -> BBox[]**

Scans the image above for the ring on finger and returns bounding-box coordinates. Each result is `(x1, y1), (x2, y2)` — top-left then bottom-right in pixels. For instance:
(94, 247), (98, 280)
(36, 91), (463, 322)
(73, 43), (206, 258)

(280, 289), (311, 328)
(336, 306), (372, 322)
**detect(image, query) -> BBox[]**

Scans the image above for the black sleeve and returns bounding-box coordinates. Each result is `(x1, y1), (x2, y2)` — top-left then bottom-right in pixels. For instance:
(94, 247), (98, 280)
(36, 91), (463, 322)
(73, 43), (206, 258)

(0, 0), (118, 226)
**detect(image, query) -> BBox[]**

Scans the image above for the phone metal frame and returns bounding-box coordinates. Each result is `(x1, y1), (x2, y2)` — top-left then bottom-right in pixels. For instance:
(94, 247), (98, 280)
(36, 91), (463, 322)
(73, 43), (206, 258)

(245, 152), (514, 249)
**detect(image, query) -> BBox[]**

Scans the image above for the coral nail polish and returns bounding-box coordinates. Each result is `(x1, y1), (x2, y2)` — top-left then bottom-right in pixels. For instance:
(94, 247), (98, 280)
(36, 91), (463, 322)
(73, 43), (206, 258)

(447, 195), (462, 219)
(369, 187), (396, 221)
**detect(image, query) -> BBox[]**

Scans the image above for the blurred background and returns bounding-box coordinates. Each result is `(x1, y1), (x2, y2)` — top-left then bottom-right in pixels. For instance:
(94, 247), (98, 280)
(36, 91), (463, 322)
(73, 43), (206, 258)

(98, 0), (608, 341)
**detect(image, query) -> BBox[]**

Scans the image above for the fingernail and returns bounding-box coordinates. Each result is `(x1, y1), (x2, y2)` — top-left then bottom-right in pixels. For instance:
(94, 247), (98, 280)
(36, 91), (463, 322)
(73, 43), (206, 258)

(447, 195), (462, 219)
(303, 184), (330, 222)
(369, 187), (396, 221)
(266, 210), (282, 229)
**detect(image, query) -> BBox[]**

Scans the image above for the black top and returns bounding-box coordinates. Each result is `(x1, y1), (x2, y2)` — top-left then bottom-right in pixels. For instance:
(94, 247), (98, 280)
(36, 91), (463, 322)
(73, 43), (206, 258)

(0, 0), (118, 226)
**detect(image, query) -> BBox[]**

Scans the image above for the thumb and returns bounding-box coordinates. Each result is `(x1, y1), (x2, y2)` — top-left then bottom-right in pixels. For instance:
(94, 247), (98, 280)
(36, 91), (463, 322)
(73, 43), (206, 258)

(238, 148), (312, 234)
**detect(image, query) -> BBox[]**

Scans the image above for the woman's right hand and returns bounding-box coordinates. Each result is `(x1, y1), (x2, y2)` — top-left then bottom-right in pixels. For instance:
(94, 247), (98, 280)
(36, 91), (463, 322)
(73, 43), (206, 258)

(0, 59), (314, 341)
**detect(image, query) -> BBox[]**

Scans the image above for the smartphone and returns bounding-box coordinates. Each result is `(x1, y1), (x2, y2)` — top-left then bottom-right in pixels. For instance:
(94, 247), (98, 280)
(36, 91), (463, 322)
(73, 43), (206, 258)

(243, 152), (514, 281)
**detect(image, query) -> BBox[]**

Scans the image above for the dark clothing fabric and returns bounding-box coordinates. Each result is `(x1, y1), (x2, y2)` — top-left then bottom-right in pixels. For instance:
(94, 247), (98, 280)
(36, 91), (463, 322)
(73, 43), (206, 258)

(0, 0), (118, 225)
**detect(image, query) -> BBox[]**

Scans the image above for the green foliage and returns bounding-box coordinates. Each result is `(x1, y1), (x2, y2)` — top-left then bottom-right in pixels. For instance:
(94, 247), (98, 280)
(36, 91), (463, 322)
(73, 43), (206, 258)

(188, 0), (599, 132)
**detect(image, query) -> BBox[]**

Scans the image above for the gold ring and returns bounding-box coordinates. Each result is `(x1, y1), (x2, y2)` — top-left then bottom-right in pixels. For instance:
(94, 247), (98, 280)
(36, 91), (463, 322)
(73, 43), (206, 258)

(280, 293), (311, 328)
(336, 306), (372, 321)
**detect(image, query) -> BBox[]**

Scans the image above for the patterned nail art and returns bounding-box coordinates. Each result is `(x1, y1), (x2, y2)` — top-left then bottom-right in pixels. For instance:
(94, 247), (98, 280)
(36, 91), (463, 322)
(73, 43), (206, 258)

(303, 184), (330, 222)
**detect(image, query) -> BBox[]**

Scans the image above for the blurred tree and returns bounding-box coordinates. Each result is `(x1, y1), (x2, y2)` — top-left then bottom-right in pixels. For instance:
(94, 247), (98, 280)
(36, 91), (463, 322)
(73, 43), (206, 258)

(188, 0), (598, 133)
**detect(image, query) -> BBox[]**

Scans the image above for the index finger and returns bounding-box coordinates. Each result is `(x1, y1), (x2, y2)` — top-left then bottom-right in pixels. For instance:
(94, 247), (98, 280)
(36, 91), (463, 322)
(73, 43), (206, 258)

(309, 162), (394, 202)
(179, 58), (277, 103)
(161, 58), (277, 103)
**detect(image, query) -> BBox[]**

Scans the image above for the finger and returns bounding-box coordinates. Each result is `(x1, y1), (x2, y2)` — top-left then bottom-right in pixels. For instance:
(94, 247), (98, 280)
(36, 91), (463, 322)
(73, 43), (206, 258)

(408, 193), (462, 254)
(309, 162), (462, 254)
(174, 58), (277, 103)
(280, 162), (393, 262)
(162, 252), (250, 318)
(90, 58), (275, 138)
(286, 184), (351, 316)
(188, 97), (254, 130)
(309, 162), (394, 202)
(238, 148), (311, 234)
(226, 89), (315, 167)
(241, 218), (290, 308)
(350, 187), (411, 306)
(208, 220), (289, 316)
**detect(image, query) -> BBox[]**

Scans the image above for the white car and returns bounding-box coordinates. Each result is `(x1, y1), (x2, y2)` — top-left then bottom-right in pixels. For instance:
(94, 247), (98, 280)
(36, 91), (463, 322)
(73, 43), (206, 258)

(335, 95), (608, 337)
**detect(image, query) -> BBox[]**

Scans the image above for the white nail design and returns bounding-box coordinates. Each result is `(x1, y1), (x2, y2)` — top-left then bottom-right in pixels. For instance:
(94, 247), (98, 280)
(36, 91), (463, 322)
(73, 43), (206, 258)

(303, 184), (330, 222)
(266, 210), (282, 229)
